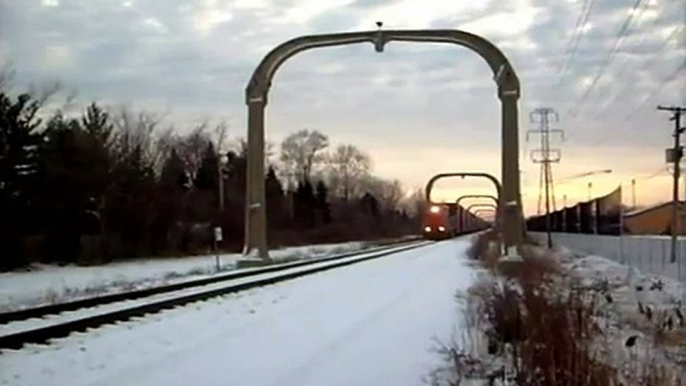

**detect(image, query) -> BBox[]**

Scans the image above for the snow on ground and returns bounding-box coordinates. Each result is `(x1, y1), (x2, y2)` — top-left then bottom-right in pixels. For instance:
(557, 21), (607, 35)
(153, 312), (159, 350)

(0, 239), (477, 386)
(0, 241), (371, 312)
(554, 246), (686, 371)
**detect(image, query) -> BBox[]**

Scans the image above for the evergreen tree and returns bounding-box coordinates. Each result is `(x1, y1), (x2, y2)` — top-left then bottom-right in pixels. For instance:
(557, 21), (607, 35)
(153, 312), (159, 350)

(360, 192), (379, 219)
(194, 143), (218, 190)
(40, 114), (87, 263)
(0, 92), (44, 269)
(153, 149), (187, 251)
(315, 180), (331, 224)
(294, 179), (316, 228)
(105, 141), (157, 255)
(265, 166), (285, 229)
(160, 149), (188, 190)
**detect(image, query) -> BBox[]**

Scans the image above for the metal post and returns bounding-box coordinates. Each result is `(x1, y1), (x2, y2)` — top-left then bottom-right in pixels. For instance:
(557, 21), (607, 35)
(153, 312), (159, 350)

(670, 112), (682, 264)
(587, 182), (592, 201)
(501, 89), (524, 254)
(218, 161), (225, 213)
(214, 240), (220, 272)
(541, 110), (552, 248)
(244, 100), (269, 259)
(658, 105), (685, 263)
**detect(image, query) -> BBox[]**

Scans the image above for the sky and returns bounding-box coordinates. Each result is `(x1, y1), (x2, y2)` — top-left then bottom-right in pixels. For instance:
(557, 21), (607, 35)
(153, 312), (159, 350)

(0, 0), (684, 216)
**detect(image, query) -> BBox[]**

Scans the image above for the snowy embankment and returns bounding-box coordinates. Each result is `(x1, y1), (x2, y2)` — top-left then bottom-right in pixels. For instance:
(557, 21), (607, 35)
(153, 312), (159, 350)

(557, 247), (686, 369)
(436, 236), (686, 385)
(0, 241), (371, 312)
(1, 239), (478, 386)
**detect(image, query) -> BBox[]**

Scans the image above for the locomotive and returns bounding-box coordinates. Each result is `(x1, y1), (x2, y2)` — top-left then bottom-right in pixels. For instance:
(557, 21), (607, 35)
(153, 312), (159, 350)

(422, 203), (458, 240)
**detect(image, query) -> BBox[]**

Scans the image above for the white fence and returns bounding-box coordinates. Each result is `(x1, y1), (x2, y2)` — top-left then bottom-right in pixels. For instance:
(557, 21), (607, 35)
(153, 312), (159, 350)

(531, 232), (686, 283)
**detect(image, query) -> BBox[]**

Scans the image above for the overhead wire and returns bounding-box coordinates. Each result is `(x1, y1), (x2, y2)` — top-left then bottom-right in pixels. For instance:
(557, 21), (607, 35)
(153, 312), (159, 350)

(580, 46), (685, 148)
(586, 3), (667, 120)
(569, 7), (682, 149)
(622, 58), (686, 123)
(556, 0), (596, 88)
(568, 0), (647, 117)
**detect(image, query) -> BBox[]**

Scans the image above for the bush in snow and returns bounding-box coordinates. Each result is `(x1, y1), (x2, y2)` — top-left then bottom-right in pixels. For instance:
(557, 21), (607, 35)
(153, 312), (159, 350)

(431, 233), (686, 386)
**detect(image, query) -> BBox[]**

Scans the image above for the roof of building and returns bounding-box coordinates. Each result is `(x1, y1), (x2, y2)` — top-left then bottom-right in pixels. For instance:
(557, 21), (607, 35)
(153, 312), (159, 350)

(623, 200), (685, 218)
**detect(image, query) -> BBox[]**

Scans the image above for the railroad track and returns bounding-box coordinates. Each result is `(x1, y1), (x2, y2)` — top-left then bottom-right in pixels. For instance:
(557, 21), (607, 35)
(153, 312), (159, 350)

(0, 240), (433, 350)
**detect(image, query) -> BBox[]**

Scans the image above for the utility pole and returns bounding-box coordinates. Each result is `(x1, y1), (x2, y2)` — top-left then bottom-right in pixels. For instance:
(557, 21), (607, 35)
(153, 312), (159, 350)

(658, 105), (686, 263)
(631, 178), (636, 209)
(528, 108), (564, 248)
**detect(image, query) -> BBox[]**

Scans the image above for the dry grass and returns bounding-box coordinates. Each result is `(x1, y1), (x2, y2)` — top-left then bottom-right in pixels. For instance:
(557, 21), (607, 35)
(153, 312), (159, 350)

(466, 230), (501, 270)
(436, 232), (686, 386)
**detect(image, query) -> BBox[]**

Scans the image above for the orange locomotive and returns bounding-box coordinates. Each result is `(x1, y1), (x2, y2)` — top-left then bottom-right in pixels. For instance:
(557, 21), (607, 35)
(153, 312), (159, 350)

(422, 204), (457, 240)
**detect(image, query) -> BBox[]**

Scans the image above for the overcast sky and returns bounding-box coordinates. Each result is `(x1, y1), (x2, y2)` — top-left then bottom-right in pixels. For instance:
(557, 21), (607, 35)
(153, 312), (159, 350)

(1, 0), (684, 215)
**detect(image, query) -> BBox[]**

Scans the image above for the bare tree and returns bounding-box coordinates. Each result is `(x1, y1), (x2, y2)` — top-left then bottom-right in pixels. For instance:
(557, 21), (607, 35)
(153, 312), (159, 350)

(29, 81), (60, 105)
(325, 144), (371, 201)
(362, 177), (404, 213)
(111, 107), (162, 162)
(173, 123), (212, 174)
(0, 66), (15, 91)
(399, 187), (426, 217)
(230, 137), (274, 168)
(279, 129), (329, 185)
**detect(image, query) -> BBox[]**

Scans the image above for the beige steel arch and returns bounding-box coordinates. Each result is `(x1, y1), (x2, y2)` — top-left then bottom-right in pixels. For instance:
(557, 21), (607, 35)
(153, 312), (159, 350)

(423, 171), (522, 252)
(474, 209), (497, 222)
(244, 29), (523, 259)
(424, 172), (502, 205)
(455, 194), (499, 231)
(467, 203), (498, 214)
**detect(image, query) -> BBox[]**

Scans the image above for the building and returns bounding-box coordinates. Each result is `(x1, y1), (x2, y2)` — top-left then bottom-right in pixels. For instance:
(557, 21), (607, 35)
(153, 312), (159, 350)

(623, 201), (686, 235)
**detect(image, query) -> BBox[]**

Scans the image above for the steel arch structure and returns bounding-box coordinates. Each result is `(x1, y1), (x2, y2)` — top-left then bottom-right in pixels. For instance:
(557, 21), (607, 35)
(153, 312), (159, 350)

(244, 29), (523, 259)
(455, 194), (499, 232)
(423, 171), (522, 253)
(474, 209), (497, 221)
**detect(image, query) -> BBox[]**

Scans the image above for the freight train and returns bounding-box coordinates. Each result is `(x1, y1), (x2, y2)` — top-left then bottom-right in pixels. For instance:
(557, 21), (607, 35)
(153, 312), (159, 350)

(422, 203), (492, 240)
(422, 204), (458, 240)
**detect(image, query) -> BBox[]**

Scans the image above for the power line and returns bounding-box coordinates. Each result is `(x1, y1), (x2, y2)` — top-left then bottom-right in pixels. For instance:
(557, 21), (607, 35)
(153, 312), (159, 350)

(575, 57), (685, 149)
(639, 167), (670, 181)
(622, 59), (686, 123)
(556, 0), (596, 88)
(568, 27), (684, 149)
(585, 8), (673, 121)
(568, 0), (646, 117)
(591, 24), (682, 120)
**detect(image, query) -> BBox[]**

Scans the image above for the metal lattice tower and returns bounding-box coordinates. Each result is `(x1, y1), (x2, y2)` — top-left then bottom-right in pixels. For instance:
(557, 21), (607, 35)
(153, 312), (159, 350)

(528, 108), (564, 216)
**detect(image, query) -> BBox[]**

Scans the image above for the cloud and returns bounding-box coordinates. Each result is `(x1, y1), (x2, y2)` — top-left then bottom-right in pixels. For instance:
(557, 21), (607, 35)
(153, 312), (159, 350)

(1, 0), (683, 214)
(350, 0), (401, 8)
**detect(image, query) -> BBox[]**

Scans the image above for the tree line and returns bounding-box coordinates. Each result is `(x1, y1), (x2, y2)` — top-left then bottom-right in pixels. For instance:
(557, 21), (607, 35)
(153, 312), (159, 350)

(0, 82), (424, 270)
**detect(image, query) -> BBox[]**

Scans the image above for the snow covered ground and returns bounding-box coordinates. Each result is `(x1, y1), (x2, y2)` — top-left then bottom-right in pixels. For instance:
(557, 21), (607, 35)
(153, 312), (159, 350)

(0, 238), (477, 386)
(555, 247), (686, 375)
(0, 241), (371, 312)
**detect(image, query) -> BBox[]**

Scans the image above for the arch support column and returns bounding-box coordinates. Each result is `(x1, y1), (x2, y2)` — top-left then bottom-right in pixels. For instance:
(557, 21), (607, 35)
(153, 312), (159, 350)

(244, 29), (525, 260)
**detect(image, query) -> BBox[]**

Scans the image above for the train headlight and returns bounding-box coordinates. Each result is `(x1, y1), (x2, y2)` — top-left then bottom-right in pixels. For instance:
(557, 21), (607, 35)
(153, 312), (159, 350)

(424, 226), (432, 233)
(430, 205), (440, 214)
(438, 226), (446, 232)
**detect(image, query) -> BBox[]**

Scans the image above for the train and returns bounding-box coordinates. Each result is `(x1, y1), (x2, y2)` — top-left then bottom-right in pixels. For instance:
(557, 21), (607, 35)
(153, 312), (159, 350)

(422, 204), (458, 240)
(422, 203), (492, 240)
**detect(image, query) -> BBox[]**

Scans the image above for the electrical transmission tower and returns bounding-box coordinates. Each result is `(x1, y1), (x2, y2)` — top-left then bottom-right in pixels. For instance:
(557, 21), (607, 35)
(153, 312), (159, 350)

(528, 108), (564, 219)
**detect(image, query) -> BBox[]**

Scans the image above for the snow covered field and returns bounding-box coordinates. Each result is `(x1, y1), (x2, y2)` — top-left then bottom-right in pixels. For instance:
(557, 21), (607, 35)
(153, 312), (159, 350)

(0, 241), (370, 312)
(0, 239), (477, 386)
(556, 248), (686, 379)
